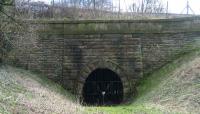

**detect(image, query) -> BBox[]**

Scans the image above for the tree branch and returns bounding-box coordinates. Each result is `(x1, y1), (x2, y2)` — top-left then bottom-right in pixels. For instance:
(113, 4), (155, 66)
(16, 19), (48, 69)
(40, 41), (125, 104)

(0, 8), (23, 27)
(0, 3), (13, 6)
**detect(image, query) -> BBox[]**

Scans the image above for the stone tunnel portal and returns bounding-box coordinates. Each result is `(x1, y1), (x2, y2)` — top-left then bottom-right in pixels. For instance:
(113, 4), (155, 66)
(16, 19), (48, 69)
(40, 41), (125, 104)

(82, 68), (123, 106)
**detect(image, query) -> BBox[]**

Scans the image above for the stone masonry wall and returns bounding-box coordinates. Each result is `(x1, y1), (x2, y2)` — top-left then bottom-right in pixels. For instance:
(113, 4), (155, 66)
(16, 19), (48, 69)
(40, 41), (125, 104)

(5, 16), (200, 99)
(37, 33), (142, 97)
(138, 32), (200, 74)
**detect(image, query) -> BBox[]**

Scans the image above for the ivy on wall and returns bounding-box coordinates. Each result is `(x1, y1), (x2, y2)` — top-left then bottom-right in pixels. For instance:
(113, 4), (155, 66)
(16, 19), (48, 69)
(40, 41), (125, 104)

(0, 0), (15, 63)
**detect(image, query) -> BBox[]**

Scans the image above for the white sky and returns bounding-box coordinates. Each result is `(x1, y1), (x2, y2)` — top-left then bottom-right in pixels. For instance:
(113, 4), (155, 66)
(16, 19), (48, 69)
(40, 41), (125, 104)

(114, 0), (200, 14)
(32, 0), (200, 14)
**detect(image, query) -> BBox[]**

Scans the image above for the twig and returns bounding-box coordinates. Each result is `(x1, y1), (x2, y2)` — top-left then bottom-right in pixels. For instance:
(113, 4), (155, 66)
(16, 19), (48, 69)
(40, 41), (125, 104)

(0, 3), (13, 6)
(0, 8), (23, 27)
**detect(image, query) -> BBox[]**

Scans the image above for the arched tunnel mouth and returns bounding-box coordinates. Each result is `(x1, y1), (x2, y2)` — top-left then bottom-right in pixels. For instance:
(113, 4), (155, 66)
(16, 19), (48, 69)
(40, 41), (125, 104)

(82, 68), (123, 106)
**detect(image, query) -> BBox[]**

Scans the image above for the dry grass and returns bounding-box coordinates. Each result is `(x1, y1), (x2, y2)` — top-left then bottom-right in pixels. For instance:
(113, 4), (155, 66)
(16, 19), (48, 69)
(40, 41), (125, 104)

(1, 50), (200, 114)
(89, 50), (200, 114)
(137, 55), (200, 114)
(0, 66), (84, 114)
(154, 57), (200, 113)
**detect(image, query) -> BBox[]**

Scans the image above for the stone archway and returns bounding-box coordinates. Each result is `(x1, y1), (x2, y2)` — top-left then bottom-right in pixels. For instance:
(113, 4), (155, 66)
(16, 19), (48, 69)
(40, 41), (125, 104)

(82, 68), (123, 105)
(77, 59), (133, 105)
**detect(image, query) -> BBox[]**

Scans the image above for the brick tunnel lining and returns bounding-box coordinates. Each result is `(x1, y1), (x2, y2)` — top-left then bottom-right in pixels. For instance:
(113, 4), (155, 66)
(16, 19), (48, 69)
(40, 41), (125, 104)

(82, 68), (123, 106)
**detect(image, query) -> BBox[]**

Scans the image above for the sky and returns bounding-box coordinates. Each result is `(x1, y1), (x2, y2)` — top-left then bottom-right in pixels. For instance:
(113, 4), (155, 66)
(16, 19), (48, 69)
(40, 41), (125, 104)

(32, 0), (200, 14)
(166, 0), (200, 14)
(113, 0), (200, 14)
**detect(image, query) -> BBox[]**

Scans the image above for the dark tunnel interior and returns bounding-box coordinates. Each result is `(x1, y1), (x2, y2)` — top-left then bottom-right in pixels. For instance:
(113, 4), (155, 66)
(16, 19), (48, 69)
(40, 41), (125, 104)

(82, 68), (123, 106)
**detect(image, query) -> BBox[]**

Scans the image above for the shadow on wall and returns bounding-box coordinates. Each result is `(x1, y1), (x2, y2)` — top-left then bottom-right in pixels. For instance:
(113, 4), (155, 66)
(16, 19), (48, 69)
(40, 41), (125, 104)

(82, 68), (123, 106)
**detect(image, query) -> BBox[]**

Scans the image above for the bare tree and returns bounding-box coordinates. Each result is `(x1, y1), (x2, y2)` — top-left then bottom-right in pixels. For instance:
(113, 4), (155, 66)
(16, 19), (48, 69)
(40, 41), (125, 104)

(130, 0), (164, 13)
(0, 0), (22, 64)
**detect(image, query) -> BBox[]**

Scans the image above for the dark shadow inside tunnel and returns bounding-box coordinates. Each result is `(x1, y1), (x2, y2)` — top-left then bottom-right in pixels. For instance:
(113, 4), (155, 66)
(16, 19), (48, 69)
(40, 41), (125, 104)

(82, 68), (123, 106)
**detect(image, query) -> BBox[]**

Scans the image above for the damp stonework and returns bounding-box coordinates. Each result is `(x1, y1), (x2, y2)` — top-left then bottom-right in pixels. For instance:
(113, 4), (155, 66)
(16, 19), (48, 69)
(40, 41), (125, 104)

(5, 17), (200, 104)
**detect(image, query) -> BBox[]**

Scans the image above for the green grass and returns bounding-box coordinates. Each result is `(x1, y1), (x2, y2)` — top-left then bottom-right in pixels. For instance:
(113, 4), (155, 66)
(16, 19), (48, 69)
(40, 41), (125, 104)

(0, 66), (26, 114)
(18, 69), (76, 101)
(136, 48), (200, 102)
(0, 65), (78, 114)
(1, 48), (200, 114)
(85, 104), (168, 114)
(85, 49), (200, 114)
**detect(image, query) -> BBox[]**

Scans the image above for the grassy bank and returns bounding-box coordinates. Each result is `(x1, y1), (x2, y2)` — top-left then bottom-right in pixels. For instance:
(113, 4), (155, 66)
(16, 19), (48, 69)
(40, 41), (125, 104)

(0, 49), (200, 114)
(85, 49), (200, 114)
(0, 65), (83, 114)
